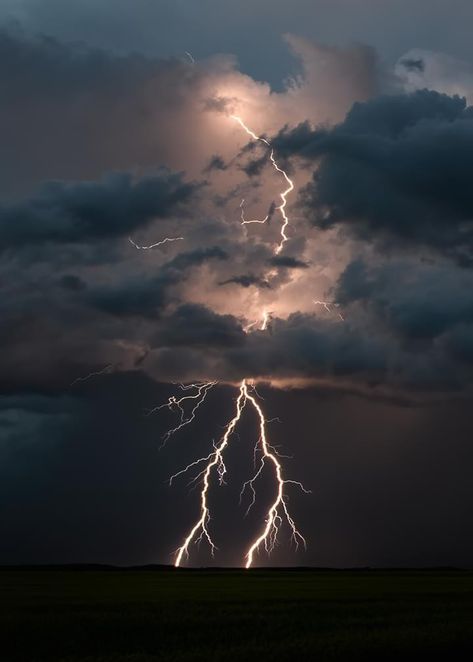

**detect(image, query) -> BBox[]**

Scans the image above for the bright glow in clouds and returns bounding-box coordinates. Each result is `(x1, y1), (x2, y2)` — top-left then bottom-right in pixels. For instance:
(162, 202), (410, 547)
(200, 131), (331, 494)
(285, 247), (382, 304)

(230, 115), (294, 254)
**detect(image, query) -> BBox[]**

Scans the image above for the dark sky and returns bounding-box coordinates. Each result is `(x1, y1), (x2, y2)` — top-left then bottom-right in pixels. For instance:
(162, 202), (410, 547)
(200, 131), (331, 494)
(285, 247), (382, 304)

(1, 1), (473, 568)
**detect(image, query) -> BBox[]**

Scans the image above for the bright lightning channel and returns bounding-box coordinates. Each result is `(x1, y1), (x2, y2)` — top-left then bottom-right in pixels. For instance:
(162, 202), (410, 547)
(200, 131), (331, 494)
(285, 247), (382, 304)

(170, 379), (309, 568)
(260, 310), (271, 331)
(149, 381), (217, 446)
(129, 236), (184, 250)
(243, 310), (272, 334)
(231, 115), (294, 254)
(241, 381), (310, 568)
(239, 198), (269, 225)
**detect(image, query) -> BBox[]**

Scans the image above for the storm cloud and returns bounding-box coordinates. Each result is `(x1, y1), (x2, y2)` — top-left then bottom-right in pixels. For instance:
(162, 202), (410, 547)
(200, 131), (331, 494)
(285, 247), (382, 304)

(276, 90), (473, 263)
(0, 171), (197, 250)
(2, 4), (473, 569)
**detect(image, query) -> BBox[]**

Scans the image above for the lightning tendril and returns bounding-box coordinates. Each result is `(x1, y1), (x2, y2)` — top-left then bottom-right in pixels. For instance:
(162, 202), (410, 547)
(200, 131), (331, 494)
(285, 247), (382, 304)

(230, 115), (294, 254)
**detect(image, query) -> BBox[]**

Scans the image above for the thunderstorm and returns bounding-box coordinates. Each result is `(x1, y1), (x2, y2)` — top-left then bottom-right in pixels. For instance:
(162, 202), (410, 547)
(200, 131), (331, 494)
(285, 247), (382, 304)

(147, 115), (308, 567)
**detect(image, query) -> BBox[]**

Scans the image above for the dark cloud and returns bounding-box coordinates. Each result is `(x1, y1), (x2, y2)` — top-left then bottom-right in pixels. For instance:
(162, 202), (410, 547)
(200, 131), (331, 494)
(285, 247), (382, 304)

(163, 246), (228, 272)
(138, 287), (473, 395)
(240, 155), (268, 178)
(2, 4), (473, 570)
(58, 274), (87, 291)
(204, 155), (228, 173)
(226, 313), (388, 383)
(269, 255), (309, 269)
(154, 303), (246, 348)
(219, 274), (271, 289)
(144, 310), (386, 387)
(0, 244), (229, 394)
(336, 258), (473, 343)
(88, 247), (228, 318)
(0, 171), (196, 251)
(276, 90), (473, 263)
(88, 277), (168, 319)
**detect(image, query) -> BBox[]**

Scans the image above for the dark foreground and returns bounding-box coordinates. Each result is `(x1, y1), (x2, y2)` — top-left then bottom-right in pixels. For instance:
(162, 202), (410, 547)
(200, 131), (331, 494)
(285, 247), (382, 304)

(2, 568), (473, 661)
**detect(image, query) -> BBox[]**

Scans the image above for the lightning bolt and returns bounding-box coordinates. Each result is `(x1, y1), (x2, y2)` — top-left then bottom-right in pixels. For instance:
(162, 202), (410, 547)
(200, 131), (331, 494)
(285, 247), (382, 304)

(243, 310), (272, 334)
(239, 198), (269, 225)
(314, 300), (345, 321)
(241, 381), (309, 568)
(230, 116), (294, 254)
(170, 379), (309, 568)
(173, 383), (247, 566)
(70, 364), (113, 386)
(129, 236), (184, 250)
(127, 108), (308, 568)
(260, 310), (272, 331)
(149, 381), (217, 446)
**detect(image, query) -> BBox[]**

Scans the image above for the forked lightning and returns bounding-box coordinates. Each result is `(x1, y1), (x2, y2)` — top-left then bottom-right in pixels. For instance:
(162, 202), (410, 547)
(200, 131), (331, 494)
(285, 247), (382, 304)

(169, 379), (309, 568)
(231, 115), (294, 254)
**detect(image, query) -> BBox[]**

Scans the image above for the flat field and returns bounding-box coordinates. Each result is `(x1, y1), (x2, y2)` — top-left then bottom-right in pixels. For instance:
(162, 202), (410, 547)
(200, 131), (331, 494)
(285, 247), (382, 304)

(1, 568), (473, 661)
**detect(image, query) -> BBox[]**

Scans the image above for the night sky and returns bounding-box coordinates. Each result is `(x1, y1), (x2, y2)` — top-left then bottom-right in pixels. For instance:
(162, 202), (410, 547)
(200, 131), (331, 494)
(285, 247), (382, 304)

(1, 0), (473, 568)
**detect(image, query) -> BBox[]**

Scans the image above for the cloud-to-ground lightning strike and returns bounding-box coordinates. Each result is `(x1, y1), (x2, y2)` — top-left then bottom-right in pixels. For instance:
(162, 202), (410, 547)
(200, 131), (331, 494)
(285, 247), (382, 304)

(170, 379), (309, 568)
(172, 384), (246, 566)
(129, 236), (184, 250)
(240, 381), (310, 568)
(230, 115), (294, 254)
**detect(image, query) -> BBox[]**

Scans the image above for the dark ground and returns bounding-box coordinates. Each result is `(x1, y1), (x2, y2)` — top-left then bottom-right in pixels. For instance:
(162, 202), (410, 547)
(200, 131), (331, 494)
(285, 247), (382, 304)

(2, 567), (473, 661)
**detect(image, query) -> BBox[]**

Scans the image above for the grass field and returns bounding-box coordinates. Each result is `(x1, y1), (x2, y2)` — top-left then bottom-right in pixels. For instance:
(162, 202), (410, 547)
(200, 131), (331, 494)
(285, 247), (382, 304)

(2, 568), (473, 661)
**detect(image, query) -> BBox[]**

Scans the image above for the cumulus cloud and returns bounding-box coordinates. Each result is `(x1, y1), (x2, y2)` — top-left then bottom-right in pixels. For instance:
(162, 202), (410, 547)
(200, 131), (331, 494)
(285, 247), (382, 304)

(3, 1), (473, 571)
(337, 259), (473, 343)
(153, 303), (246, 349)
(396, 48), (473, 102)
(275, 90), (473, 264)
